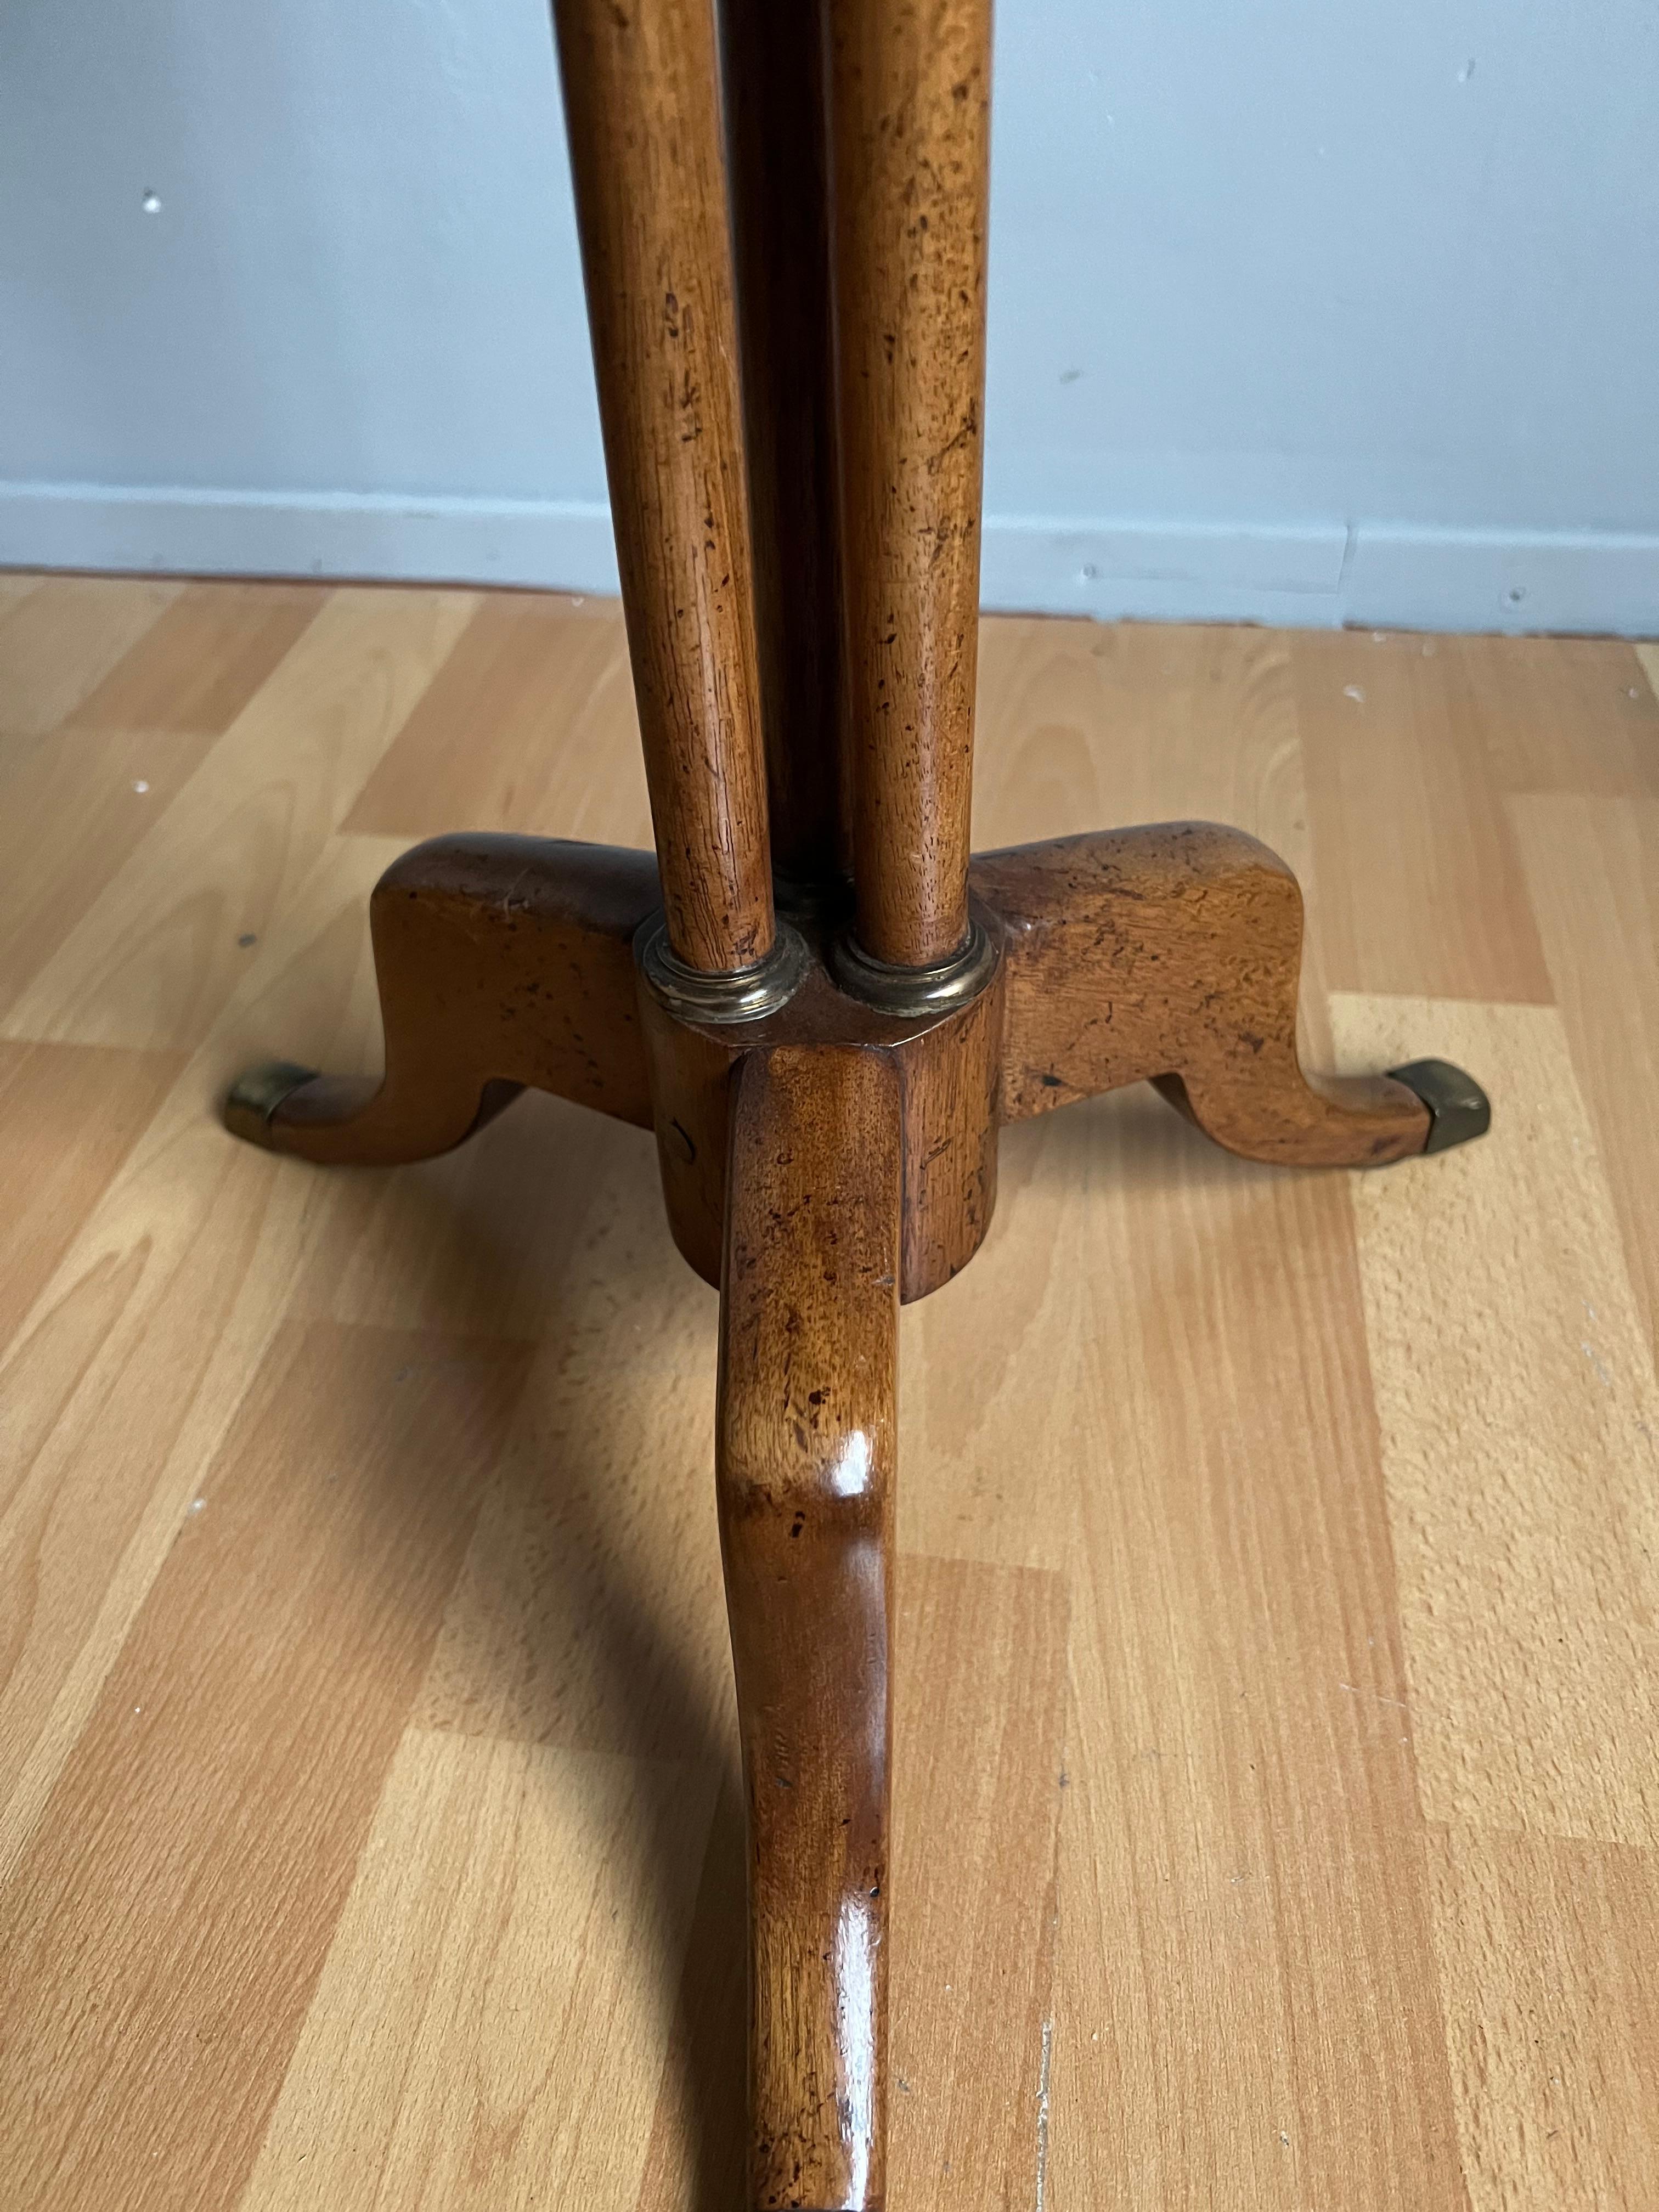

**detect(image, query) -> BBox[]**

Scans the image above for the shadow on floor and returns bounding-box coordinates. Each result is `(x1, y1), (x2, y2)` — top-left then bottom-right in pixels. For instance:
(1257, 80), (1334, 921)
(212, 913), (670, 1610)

(329, 1093), (747, 2211)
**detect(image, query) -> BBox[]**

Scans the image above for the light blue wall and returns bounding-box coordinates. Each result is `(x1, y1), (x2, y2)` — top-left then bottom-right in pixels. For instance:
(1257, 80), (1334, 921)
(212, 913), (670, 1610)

(3, 1), (1656, 632)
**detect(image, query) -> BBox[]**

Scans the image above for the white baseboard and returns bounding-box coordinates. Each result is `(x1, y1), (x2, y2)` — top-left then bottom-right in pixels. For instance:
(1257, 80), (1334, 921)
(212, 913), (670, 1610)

(2, 480), (1655, 637)
(0, 483), (622, 597)
(982, 514), (1659, 635)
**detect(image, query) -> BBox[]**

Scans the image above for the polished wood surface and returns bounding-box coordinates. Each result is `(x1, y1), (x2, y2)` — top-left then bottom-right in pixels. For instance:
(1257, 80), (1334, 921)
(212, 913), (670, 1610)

(828, 0), (992, 966)
(247, 834), (660, 1162)
(633, 911), (1002, 1305)
(242, 808), (1423, 1289)
(719, 1046), (900, 2211)
(3, 574), (1657, 2210)
(552, 0), (775, 974)
(720, 0), (848, 891)
(973, 823), (1431, 1163)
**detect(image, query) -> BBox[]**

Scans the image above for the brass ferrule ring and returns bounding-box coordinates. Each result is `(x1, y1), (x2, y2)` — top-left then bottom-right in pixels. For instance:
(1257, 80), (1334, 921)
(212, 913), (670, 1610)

(828, 919), (997, 1017)
(635, 913), (811, 1025)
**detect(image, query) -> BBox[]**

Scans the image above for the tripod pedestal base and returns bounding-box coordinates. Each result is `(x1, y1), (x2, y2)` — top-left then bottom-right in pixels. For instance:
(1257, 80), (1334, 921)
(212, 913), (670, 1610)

(225, 821), (1487, 2210)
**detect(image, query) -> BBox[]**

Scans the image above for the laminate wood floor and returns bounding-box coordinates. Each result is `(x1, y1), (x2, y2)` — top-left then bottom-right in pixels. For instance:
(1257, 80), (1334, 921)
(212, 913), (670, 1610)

(2, 572), (1656, 2210)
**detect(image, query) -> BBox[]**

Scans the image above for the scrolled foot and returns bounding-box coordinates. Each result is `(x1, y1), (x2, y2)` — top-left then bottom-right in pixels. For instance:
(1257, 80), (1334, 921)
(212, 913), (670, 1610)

(973, 823), (1489, 1170)
(219, 833), (661, 1167)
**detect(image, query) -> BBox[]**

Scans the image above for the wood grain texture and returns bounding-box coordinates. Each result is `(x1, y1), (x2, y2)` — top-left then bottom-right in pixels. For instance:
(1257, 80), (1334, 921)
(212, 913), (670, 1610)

(1509, 795), (1659, 1358)
(256, 834), (659, 1163)
(635, 1776), (749, 2212)
(1044, 1090), (1466, 2210)
(1453, 633), (1659, 799)
(300, 1089), (659, 1343)
(1297, 630), (1553, 1002)
(971, 620), (1313, 873)
(341, 591), (651, 847)
(3, 586), (477, 1051)
(0, 1041), (183, 1348)
(0, 575), (1655, 2209)
(63, 579), (324, 736)
(0, 586), (328, 1019)
(410, 1139), (729, 1757)
(552, 0), (775, 973)
(1338, 996), (1659, 1846)
(0, 833), (411, 1881)
(0, 1114), (298, 1879)
(974, 823), (1431, 1161)
(830, 0), (991, 965)
(0, 727), (235, 1019)
(889, 1556), (1068, 2212)
(240, 1730), (716, 2212)
(719, 1046), (901, 2211)
(1425, 1825), (1659, 2210)
(964, 617), (1341, 1079)
(0, 1319), (531, 2212)
(635, 931), (1002, 1305)
(0, 573), (182, 736)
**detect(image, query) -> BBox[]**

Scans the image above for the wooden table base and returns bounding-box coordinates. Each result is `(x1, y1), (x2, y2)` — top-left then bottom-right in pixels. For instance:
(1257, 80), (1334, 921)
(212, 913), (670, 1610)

(224, 821), (1487, 2210)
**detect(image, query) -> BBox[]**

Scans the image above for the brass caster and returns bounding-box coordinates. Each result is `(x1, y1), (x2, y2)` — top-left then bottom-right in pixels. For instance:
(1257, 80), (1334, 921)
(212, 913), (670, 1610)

(1388, 1059), (1492, 1154)
(223, 1061), (319, 1148)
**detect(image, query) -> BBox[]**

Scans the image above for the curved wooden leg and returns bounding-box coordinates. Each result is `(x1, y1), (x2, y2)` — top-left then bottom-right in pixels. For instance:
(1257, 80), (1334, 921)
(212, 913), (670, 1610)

(718, 1045), (899, 2211)
(973, 823), (1489, 1166)
(223, 833), (661, 1164)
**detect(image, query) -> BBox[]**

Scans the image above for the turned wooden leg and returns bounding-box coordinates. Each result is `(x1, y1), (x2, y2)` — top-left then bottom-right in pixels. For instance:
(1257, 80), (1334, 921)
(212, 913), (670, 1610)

(223, 834), (659, 1163)
(828, 0), (991, 971)
(554, 0), (777, 977)
(973, 822), (1489, 1166)
(718, 1045), (900, 2212)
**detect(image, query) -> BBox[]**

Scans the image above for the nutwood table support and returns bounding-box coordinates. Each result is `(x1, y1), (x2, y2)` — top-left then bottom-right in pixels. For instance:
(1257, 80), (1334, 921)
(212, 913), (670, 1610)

(221, 0), (1488, 2196)
(227, 820), (1488, 2204)
(228, 820), (1485, 1183)
(227, 818), (1487, 2207)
